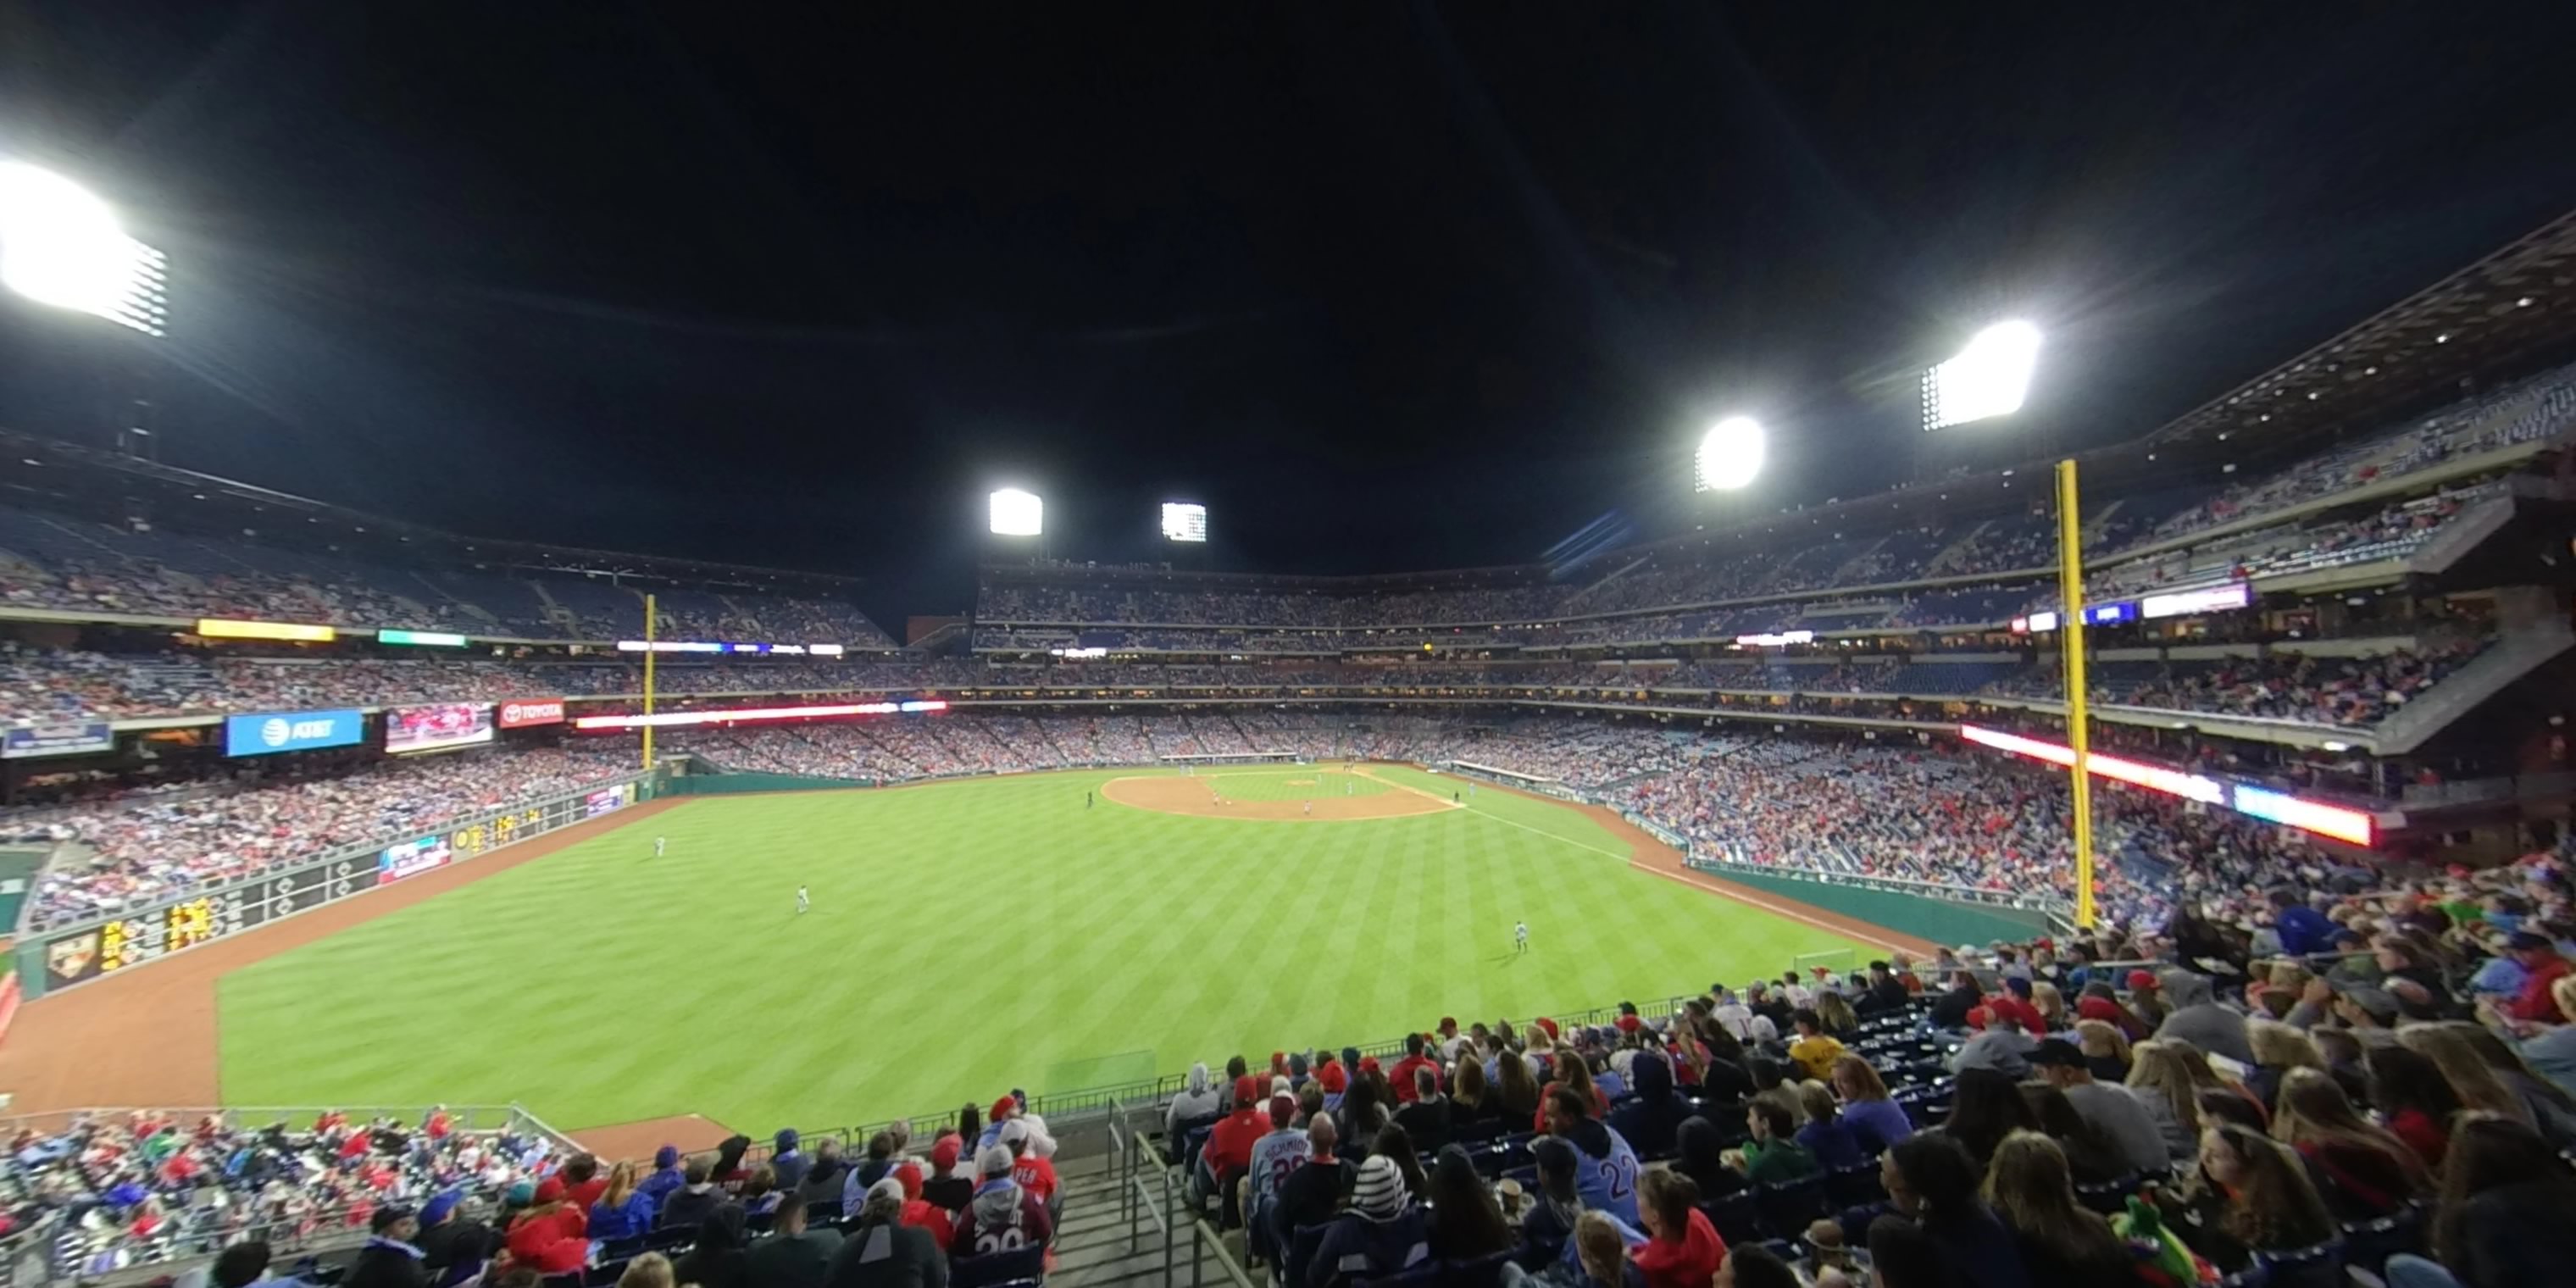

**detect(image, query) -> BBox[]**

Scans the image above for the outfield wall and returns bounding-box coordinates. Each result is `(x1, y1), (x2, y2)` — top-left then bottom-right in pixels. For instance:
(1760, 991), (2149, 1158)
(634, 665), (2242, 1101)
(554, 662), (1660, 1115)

(1693, 866), (2054, 947)
(14, 774), (658, 1001)
(666, 769), (870, 793)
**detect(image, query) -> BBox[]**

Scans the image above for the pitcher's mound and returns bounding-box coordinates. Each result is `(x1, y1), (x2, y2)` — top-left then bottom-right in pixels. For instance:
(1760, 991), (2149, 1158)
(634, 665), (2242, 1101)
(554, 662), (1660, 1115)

(1106, 775), (1454, 821)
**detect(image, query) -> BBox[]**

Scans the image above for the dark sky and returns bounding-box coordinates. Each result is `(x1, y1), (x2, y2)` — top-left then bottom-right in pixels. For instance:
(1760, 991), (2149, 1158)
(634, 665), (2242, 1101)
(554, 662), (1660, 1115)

(4, 3), (2576, 625)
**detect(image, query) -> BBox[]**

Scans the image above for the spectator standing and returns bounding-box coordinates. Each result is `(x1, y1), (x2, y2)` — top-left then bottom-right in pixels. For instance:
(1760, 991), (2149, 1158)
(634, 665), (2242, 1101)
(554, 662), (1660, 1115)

(771, 1130), (810, 1192)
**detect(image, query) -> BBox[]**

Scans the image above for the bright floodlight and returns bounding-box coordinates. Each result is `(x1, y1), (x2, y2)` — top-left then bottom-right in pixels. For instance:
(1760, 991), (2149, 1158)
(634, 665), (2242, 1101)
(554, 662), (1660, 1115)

(988, 488), (1044, 536)
(0, 163), (167, 336)
(1161, 502), (1208, 542)
(1693, 417), (1764, 491)
(1920, 320), (2040, 430)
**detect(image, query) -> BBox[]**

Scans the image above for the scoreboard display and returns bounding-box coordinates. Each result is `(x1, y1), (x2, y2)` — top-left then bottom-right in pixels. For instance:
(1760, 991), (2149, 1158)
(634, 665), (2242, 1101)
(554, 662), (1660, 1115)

(37, 780), (641, 994)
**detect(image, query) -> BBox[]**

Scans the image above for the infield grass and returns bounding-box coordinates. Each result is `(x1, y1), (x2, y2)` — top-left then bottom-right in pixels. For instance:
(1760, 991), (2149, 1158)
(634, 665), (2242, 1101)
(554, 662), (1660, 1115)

(216, 765), (1873, 1135)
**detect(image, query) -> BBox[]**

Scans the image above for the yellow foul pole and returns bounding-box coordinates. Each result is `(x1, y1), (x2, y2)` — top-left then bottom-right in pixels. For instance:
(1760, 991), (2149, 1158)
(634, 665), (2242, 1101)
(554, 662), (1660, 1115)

(642, 591), (658, 772)
(2055, 460), (2095, 929)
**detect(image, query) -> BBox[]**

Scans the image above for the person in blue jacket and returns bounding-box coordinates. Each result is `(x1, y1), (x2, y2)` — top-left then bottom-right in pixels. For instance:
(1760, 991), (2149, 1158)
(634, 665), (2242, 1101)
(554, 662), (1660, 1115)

(2270, 888), (2340, 958)
(636, 1145), (687, 1203)
(589, 1161), (658, 1243)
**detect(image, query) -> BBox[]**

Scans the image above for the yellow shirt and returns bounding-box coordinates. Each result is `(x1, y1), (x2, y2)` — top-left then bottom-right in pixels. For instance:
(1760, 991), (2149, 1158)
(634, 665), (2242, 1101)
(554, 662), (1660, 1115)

(1789, 1033), (1846, 1080)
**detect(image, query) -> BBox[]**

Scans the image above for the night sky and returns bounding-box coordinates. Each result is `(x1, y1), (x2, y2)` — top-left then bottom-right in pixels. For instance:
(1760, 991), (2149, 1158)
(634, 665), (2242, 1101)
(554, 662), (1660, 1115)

(5, 3), (2576, 624)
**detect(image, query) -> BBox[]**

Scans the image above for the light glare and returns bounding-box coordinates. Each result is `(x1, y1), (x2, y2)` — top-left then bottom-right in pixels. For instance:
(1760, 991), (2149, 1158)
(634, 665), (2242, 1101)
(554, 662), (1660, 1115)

(1920, 320), (2041, 430)
(1693, 416), (1763, 491)
(1160, 502), (1208, 542)
(988, 488), (1044, 536)
(0, 163), (167, 335)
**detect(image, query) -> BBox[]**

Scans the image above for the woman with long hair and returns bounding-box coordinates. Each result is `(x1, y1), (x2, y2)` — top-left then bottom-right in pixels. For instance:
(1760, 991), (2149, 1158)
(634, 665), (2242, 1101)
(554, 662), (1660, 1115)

(2269, 1066), (2430, 1221)
(1981, 1130), (2130, 1284)
(2170, 1039), (2268, 1125)
(2440, 1021), (2576, 1147)
(1372, 1122), (1430, 1202)
(2015, 1084), (2129, 1185)
(588, 1160), (657, 1243)
(2179, 1124), (2339, 1273)
(1535, 1045), (1608, 1131)
(1450, 1054), (1496, 1123)
(1828, 1054), (1914, 1153)
(1492, 1044), (1543, 1122)
(1422, 1144), (1513, 1261)
(1939, 1068), (2037, 1171)
(2409, 1113), (2576, 1288)
(2244, 1019), (2326, 1112)
(2366, 1043), (2462, 1169)
(2400, 1025), (2532, 1129)
(1813, 991), (1860, 1039)
(2029, 981), (2067, 1030)
(2126, 1041), (2205, 1162)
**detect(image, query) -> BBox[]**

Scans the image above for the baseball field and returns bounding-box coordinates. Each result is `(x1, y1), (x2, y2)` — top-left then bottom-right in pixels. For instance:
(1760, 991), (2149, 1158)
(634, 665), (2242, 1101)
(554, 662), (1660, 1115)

(159, 763), (1900, 1141)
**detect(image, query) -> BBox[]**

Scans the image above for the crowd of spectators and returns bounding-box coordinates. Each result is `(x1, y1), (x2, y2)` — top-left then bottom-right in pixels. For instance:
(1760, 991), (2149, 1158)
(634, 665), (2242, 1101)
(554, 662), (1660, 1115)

(12, 1108), (564, 1279)
(1159, 841), (2576, 1288)
(1985, 642), (2489, 729)
(19, 747), (636, 929)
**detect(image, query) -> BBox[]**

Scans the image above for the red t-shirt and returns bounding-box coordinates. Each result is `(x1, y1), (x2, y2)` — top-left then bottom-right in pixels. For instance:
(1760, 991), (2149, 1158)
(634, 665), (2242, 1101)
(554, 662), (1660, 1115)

(2508, 955), (2571, 1023)
(1205, 1108), (1269, 1180)
(1986, 995), (2047, 1034)
(1388, 1054), (1441, 1103)
(2387, 1108), (2448, 1170)
(1630, 1209), (1726, 1288)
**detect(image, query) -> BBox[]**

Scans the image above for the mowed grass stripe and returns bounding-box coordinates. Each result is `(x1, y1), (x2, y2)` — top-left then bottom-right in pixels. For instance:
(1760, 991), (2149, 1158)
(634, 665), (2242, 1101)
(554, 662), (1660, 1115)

(217, 766), (1873, 1134)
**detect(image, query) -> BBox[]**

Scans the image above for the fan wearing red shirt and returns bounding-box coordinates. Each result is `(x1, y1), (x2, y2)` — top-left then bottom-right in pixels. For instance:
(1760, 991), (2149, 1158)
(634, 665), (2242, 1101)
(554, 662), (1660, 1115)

(1201, 1075), (1269, 1190)
(1000, 1120), (1057, 1204)
(1629, 1168), (1724, 1288)
(1388, 1035), (1441, 1105)
(2504, 932), (2572, 1024)
(555, 1155), (608, 1212)
(1987, 977), (2047, 1034)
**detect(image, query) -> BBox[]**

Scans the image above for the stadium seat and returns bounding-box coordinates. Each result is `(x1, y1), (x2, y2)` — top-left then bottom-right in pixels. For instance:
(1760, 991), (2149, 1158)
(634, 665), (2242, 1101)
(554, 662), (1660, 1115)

(1349, 1262), (1441, 1288)
(807, 1198), (845, 1224)
(2074, 1173), (2142, 1216)
(950, 1243), (1046, 1288)
(1824, 1160), (1885, 1209)
(597, 1235), (646, 1264)
(1167, 1113), (1221, 1168)
(1449, 1118), (1513, 1145)
(2248, 1239), (2345, 1288)
(2340, 1206), (2426, 1274)
(1700, 1191), (1763, 1247)
(646, 1225), (695, 1252)
(1442, 1248), (1518, 1288)
(1285, 1223), (1334, 1288)
(1753, 1176), (1828, 1241)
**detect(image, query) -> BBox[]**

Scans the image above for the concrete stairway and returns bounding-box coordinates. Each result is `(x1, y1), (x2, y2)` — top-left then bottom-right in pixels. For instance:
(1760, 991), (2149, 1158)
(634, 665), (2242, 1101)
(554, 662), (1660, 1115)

(1044, 1119), (1246, 1287)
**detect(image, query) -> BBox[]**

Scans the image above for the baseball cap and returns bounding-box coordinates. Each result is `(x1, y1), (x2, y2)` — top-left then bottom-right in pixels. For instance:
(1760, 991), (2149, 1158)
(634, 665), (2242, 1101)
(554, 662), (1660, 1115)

(2334, 984), (2401, 1024)
(533, 1177), (565, 1205)
(654, 1145), (680, 1169)
(2126, 970), (2158, 991)
(997, 1119), (1030, 1148)
(1234, 1074), (1261, 1104)
(976, 1144), (1014, 1178)
(2025, 1039), (2087, 1069)
(990, 1096), (1017, 1123)
(930, 1136), (962, 1171)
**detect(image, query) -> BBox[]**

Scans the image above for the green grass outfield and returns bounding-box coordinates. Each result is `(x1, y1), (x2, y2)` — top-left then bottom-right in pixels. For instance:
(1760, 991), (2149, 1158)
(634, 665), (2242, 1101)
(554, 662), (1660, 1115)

(215, 764), (1874, 1135)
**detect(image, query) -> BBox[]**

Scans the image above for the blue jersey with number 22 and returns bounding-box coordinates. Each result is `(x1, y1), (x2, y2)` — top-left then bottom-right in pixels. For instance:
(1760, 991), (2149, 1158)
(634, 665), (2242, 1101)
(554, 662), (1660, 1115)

(1572, 1125), (1641, 1228)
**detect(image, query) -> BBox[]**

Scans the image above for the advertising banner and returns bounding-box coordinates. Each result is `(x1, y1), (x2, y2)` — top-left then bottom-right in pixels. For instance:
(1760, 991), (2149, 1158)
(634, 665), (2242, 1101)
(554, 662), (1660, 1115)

(385, 702), (495, 754)
(497, 698), (566, 730)
(583, 783), (634, 818)
(2, 721), (115, 759)
(377, 834), (454, 884)
(224, 709), (365, 758)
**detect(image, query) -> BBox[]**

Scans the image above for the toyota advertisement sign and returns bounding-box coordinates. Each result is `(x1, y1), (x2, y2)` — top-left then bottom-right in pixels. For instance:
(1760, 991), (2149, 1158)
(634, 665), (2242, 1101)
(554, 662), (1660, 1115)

(497, 698), (567, 730)
(224, 709), (365, 758)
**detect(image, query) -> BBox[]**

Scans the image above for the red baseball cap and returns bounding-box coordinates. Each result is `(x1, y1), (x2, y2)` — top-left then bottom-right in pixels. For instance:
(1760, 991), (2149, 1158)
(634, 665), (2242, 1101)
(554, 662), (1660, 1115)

(931, 1136), (962, 1170)
(990, 1096), (1016, 1123)
(2126, 970), (2158, 991)
(1234, 1074), (1261, 1104)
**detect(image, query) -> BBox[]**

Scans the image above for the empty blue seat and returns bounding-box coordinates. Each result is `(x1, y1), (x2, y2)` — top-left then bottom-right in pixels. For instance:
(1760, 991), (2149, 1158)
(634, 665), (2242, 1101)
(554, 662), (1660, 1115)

(2340, 1206), (2425, 1274)
(1824, 1160), (1885, 1209)
(1754, 1175), (1828, 1240)
(1443, 1248), (1518, 1288)
(1701, 1191), (1763, 1246)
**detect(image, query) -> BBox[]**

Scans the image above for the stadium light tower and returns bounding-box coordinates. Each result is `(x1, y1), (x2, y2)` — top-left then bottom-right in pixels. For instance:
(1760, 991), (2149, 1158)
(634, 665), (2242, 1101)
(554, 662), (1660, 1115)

(1692, 416), (1764, 491)
(1919, 320), (2040, 431)
(0, 161), (168, 337)
(988, 488), (1044, 536)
